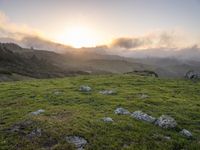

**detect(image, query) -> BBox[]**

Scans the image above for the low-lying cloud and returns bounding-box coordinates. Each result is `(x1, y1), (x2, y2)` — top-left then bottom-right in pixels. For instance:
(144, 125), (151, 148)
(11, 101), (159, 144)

(110, 31), (187, 50)
(111, 37), (145, 49)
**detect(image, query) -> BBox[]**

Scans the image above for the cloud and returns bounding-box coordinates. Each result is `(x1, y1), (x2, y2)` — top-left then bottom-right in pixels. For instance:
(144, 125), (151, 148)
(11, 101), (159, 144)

(0, 11), (42, 40)
(111, 37), (147, 49)
(110, 30), (192, 50)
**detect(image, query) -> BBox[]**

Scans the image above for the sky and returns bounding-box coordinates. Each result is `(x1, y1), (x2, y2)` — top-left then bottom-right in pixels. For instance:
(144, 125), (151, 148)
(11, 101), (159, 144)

(0, 0), (200, 48)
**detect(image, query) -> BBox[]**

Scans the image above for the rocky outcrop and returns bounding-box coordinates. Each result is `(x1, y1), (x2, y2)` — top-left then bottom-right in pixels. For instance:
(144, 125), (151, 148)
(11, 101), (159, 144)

(155, 115), (177, 128)
(180, 129), (192, 138)
(66, 136), (87, 150)
(114, 107), (130, 115)
(31, 109), (45, 115)
(131, 111), (156, 123)
(102, 117), (113, 123)
(79, 85), (92, 92)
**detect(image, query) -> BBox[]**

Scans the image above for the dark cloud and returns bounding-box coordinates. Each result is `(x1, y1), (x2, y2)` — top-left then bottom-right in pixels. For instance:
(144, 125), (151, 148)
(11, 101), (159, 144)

(111, 32), (179, 49)
(111, 37), (148, 49)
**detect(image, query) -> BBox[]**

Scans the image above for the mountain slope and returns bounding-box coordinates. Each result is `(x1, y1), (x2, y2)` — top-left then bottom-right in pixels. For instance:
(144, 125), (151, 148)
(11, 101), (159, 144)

(0, 43), (88, 79)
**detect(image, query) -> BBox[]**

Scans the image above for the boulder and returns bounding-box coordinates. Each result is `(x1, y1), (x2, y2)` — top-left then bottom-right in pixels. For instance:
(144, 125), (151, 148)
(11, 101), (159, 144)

(102, 117), (113, 123)
(31, 109), (45, 115)
(155, 115), (177, 128)
(114, 107), (130, 115)
(131, 111), (156, 123)
(185, 70), (200, 80)
(66, 136), (87, 150)
(79, 85), (91, 92)
(180, 129), (192, 138)
(99, 90), (116, 95)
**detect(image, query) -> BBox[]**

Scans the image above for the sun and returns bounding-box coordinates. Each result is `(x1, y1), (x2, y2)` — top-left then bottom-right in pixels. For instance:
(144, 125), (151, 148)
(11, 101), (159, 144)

(57, 26), (99, 48)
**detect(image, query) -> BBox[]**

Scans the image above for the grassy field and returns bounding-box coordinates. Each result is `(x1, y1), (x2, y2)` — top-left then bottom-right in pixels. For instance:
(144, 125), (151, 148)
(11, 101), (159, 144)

(0, 75), (200, 150)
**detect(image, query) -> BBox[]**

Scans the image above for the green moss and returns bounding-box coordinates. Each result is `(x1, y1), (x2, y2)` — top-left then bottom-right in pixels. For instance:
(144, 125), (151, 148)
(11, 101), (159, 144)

(0, 75), (200, 150)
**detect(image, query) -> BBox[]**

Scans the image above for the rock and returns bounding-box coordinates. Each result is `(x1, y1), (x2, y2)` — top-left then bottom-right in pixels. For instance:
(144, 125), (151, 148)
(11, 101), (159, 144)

(163, 136), (171, 140)
(79, 85), (91, 92)
(114, 107), (130, 115)
(180, 129), (192, 138)
(54, 91), (63, 95)
(28, 128), (42, 138)
(155, 115), (177, 128)
(66, 136), (87, 149)
(152, 134), (171, 141)
(31, 109), (45, 115)
(131, 111), (156, 123)
(102, 117), (113, 123)
(99, 90), (116, 95)
(140, 94), (149, 99)
(185, 70), (200, 80)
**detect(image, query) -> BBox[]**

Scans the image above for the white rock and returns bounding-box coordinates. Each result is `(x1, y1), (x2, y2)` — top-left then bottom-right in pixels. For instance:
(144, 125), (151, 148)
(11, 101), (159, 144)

(155, 115), (177, 128)
(140, 94), (149, 99)
(180, 129), (192, 138)
(79, 85), (91, 92)
(99, 90), (116, 95)
(54, 91), (62, 95)
(114, 107), (130, 115)
(102, 117), (113, 122)
(131, 111), (156, 123)
(163, 136), (171, 140)
(66, 136), (87, 149)
(31, 109), (45, 115)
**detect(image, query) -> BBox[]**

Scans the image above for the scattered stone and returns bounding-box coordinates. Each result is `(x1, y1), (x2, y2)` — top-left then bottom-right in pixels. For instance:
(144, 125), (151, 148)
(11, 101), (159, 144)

(79, 85), (92, 92)
(27, 128), (42, 138)
(131, 111), (156, 123)
(163, 136), (171, 140)
(140, 94), (149, 99)
(114, 107), (130, 115)
(152, 134), (171, 141)
(99, 90), (116, 95)
(102, 117), (113, 123)
(31, 109), (45, 115)
(123, 144), (129, 148)
(155, 115), (177, 128)
(54, 91), (63, 95)
(66, 136), (87, 150)
(180, 129), (192, 138)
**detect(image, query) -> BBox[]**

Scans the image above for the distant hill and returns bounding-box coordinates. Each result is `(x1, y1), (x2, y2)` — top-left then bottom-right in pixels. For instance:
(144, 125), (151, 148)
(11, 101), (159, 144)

(0, 43), (150, 81)
(1, 42), (200, 81)
(0, 43), (90, 80)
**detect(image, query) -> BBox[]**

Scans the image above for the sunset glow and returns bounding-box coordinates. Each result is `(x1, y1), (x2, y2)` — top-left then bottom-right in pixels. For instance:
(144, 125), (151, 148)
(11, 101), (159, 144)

(56, 26), (101, 48)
